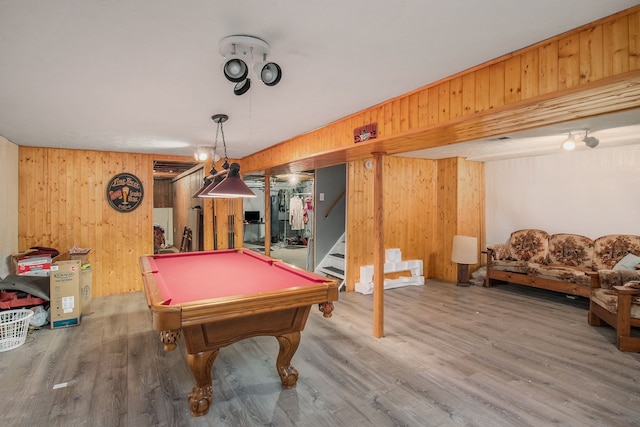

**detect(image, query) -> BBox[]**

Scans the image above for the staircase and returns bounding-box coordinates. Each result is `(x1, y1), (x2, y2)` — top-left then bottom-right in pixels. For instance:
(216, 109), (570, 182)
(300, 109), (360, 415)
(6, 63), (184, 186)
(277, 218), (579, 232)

(315, 232), (346, 291)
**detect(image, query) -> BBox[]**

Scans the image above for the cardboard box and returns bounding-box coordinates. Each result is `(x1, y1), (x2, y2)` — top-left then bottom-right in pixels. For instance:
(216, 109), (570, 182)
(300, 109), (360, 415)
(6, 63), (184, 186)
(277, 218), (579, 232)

(69, 249), (91, 265)
(50, 260), (81, 329)
(10, 251), (52, 276)
(80, 266), (92, 315)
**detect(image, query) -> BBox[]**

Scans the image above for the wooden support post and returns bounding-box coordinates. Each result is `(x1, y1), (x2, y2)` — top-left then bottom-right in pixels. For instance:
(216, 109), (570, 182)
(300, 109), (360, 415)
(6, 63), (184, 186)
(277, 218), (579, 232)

(373, 152), (385, 338)
(264, 173), (271, 256)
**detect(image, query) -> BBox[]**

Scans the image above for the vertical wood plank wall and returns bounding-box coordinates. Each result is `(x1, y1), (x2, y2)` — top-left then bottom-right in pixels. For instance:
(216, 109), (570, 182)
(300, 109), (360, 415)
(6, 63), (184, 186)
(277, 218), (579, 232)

(345, 156), (439, 291)
(344, 156), (481, 290)
(17, 148), (242, 297)
(242, 7), (640, 171)
(19, 148), (153, 296)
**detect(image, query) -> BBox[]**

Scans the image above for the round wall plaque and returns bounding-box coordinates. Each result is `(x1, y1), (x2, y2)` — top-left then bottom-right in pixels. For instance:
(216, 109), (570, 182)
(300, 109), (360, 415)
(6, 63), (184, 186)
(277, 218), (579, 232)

(106, 173), (144, 212)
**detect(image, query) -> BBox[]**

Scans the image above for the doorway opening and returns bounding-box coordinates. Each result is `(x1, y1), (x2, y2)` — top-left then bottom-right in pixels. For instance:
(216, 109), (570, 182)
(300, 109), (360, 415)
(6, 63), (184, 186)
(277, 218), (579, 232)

(152, 159), (202, 253)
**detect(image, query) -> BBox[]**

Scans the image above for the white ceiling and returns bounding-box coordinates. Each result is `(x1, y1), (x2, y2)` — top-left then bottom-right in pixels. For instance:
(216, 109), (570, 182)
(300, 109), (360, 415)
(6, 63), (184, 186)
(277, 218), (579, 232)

(1, 0), (639, 163)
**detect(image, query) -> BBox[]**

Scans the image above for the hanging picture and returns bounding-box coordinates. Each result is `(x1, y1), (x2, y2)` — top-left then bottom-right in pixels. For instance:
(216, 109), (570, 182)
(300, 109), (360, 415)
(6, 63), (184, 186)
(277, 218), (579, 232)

(106, 173), (144, 212)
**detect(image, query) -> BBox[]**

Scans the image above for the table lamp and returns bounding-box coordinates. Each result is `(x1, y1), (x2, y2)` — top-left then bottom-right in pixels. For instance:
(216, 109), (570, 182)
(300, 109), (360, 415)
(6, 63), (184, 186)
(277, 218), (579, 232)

(451, 235), (478, 287)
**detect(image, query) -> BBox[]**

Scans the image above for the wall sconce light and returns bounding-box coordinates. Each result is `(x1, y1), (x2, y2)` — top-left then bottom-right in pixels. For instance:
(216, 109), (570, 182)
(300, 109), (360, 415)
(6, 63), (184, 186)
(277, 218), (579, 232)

(451, 235), (478, 287)
(191, 114), (256, 198)
(219, 35), (282, 96)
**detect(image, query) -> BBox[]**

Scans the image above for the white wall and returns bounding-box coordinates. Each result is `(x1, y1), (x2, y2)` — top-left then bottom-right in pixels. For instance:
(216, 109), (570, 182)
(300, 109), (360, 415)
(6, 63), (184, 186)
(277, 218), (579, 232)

(0, 137), (19, 278)
(485, 144), (640, 245)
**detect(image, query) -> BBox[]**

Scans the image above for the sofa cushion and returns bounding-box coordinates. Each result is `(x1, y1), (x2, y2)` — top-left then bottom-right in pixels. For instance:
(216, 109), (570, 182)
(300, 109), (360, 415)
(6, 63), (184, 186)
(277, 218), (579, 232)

(527, 263), (591, 286)
(548, 233), (594, 269)
(593, 234), (640, 271)
(508, 229), (549, 264)
(489, 259), (529, 273)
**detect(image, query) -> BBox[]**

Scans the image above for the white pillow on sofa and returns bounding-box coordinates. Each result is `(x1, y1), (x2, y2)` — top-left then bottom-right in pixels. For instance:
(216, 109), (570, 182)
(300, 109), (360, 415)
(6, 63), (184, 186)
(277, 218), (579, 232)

(613, 253), (640, 270)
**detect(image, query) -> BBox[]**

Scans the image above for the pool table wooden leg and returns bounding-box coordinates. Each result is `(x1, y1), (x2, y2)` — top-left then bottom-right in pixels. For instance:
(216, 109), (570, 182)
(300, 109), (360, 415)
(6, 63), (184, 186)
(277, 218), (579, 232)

(275, 332), (300, 388)
(186, 349), (219, 417)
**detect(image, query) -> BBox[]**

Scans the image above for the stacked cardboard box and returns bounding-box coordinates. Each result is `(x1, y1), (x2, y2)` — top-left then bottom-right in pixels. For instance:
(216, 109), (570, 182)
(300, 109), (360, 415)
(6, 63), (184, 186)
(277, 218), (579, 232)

(11, 251), (52, 276)
(50, 260), (82, 329)
(68, 249), (92, 316)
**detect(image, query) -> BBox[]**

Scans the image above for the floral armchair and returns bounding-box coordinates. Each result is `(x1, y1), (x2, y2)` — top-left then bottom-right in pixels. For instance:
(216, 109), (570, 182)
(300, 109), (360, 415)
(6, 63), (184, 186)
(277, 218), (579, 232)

(589, 267), (640, 352)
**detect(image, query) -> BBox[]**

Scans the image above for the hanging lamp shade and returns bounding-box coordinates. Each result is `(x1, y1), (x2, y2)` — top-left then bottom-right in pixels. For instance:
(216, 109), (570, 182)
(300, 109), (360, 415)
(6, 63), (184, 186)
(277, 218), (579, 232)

(207, 163), (256, 198)
(191, 176), (213, 198)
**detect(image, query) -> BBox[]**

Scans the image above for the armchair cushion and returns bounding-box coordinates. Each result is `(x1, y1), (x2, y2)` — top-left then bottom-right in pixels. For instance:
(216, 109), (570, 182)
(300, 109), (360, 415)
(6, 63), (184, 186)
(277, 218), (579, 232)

(591, 285), (640, 319)
(597, 269), (640, 289)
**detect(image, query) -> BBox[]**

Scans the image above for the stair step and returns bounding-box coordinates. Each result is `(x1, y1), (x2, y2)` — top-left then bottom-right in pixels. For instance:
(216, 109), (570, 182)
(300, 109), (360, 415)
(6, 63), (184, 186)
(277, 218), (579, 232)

(319, 265), (345, 278)
(329, 252), (344, 259)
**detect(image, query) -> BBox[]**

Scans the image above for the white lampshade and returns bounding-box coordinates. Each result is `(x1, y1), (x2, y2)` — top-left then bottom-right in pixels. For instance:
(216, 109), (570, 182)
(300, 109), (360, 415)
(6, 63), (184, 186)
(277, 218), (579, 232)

(451, 235), (478, 264)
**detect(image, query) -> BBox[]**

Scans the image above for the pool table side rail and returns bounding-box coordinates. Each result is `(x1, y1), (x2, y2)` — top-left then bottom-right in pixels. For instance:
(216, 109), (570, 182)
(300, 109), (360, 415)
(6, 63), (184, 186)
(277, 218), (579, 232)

(177, 283), (339, 327)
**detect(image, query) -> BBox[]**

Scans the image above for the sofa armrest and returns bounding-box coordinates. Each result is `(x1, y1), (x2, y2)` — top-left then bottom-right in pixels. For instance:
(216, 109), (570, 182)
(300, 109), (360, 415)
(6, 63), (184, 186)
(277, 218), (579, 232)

(588, 271), (601, 289)
(614, 281), (640, 294)
(486, 243), (509, 262)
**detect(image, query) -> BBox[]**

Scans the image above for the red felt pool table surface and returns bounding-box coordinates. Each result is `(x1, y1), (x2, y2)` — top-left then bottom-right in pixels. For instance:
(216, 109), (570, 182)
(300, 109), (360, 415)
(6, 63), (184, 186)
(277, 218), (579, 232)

(143, 249), (328, 304)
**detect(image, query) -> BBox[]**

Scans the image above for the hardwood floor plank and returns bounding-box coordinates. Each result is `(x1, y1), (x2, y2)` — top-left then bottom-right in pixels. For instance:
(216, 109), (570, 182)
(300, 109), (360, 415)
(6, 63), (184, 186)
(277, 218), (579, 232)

(1, 280), (639, 426)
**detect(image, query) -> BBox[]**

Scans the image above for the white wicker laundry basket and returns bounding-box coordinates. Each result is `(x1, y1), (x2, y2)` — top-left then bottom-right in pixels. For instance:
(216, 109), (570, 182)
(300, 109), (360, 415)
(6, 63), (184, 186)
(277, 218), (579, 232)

(0, 309), (34, 352)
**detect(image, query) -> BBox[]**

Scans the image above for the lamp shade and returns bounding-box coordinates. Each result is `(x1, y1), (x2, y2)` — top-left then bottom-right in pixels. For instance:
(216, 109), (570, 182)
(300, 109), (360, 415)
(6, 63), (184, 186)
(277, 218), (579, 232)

(451, 235), (478, 264)
(206, 163), (256, 198)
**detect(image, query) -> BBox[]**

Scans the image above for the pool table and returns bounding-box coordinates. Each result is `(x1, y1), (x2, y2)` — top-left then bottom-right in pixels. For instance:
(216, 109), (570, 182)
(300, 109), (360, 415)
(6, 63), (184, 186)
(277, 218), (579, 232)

(138, 248), (338, 417)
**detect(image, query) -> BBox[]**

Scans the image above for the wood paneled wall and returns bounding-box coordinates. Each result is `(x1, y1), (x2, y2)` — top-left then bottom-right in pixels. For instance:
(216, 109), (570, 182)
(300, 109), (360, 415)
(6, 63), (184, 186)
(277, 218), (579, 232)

(345, 156), (439, 291)
(153, 179), (173, 208)
(344, 156), (482, 290)
(17, 147), (242, 297)
(242, 6), (640, 174)
(435, 158), (484, 281)
(19, 147), (154, 297)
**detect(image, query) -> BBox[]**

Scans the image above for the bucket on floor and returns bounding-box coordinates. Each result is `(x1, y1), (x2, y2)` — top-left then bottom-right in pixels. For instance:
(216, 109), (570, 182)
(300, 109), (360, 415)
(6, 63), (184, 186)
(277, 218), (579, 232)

(0, 309), (34, 352)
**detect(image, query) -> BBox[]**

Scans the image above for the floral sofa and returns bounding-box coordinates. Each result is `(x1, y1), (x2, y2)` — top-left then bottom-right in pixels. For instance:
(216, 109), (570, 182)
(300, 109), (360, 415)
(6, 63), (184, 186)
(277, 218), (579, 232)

(484, 229), (640, 297)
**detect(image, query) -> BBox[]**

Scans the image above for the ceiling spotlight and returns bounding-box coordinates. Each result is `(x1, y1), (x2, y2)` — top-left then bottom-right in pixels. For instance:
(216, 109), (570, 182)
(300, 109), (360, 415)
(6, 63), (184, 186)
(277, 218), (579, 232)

(219, 35), (282, 94)
(561, 134), (576, 151)
(583, 131), (599, 148)
(234, 78), (251, 96)
(259, 62), (282, 86)
(223, 58), (248, 82)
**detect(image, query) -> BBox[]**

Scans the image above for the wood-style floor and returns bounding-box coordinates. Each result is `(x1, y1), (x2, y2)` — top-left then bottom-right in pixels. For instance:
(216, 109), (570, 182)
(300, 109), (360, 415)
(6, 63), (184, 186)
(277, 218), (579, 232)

(1, 280), (639, 427)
